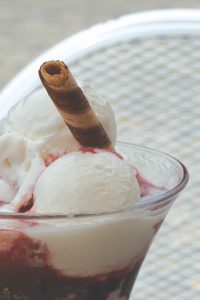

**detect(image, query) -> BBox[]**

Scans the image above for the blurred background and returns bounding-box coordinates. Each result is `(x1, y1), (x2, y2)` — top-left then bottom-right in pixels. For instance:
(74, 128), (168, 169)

(1, 0), (200, 89)
(0, 1), (199, 300)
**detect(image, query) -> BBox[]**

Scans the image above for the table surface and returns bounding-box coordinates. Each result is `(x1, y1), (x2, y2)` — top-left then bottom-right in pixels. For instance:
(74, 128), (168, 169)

(1, 0), (200, 89)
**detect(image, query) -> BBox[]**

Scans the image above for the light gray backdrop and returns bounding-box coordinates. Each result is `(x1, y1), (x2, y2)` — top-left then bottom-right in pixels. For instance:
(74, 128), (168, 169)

(0, 0), (200, 88)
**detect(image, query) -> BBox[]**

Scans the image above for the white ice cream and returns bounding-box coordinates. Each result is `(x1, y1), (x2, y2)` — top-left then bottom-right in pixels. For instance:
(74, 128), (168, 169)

(0, 84), (164, 280)
(0, 86), (116, 211)
(29, 148), (164, 278)
(33, 149), (140, 214)
(25, 211), (162, 276)
(2, 87), (116, 155)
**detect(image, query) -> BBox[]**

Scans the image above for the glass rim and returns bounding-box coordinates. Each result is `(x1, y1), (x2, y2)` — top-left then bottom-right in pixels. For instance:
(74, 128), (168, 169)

(0, 142), (189, 220)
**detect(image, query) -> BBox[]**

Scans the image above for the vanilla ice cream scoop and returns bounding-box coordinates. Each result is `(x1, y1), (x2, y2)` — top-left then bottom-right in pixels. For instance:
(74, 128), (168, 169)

(33, 148), (140, 214)
(3, 86), (116, 155)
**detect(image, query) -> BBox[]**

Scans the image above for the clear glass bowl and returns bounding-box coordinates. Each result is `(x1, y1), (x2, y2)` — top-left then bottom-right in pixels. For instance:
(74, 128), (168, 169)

(0, 142), (188, 300)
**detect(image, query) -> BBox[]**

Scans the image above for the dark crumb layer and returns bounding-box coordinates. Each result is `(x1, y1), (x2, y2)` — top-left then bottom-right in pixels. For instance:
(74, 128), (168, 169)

(0, 260), (142, 300)
(0, 289), (27, 300)
(0, 228), (144, 299)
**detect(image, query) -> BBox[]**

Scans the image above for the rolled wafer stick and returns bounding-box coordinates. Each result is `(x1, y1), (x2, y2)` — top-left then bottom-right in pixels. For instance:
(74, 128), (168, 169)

(39, 60), (113, 150)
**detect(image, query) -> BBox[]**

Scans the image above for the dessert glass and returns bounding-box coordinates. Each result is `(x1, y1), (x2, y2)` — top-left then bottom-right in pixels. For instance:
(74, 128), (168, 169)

(0, 142), (188, 300)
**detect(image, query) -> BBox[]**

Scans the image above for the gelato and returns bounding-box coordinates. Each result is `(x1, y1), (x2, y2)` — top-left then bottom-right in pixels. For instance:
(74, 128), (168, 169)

(0, 60), (168, 300)
(0, 75), (117, 212)
(33, 148), (140, 214)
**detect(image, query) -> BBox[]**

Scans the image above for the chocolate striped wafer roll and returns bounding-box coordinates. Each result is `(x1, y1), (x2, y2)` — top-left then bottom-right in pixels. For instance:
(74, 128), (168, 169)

(39, 60), (113, 150)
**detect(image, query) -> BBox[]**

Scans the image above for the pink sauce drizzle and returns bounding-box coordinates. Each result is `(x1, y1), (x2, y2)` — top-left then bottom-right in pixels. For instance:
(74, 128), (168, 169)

(135, 170), (166, 197)
(79, 147), (124, 159)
